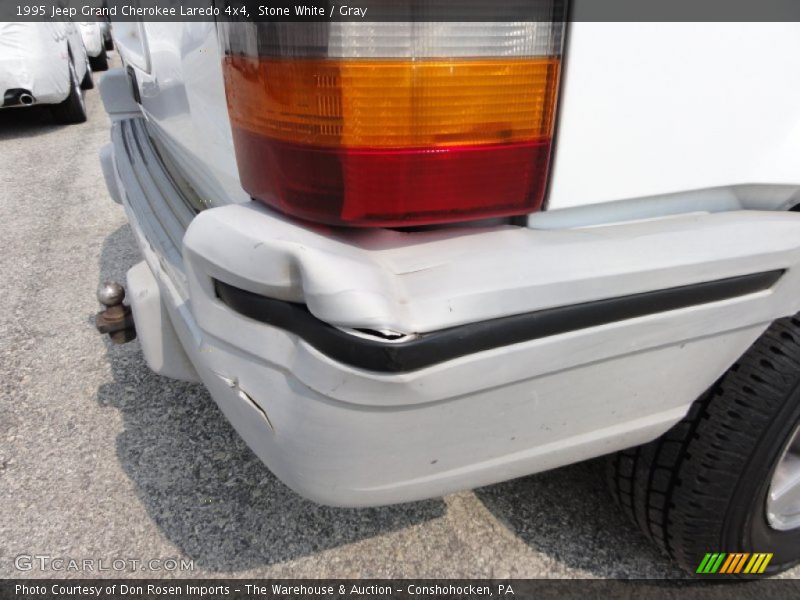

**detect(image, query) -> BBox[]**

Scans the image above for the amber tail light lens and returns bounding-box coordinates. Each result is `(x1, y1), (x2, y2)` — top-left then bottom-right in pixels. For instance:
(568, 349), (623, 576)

(220, 20), (565, 227)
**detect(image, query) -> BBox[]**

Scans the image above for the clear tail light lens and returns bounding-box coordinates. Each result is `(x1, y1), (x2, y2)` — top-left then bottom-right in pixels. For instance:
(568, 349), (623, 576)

(220, 16), (565, 227)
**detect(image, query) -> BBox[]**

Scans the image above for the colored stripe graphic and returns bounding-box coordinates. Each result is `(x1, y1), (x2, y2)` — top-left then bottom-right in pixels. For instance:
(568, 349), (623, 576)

(719, 553), (749, 574)
(697, 553), (773, 574)
(719, 554), (737, 574)
(733, 553), (750, 574)
(697, 553), (725, 574)
(696, 554), (713, 573)
(744, 553), (774, 574)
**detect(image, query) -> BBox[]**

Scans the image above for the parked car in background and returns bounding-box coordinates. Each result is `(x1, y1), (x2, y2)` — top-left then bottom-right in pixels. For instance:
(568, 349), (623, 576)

(0, 22), (92, 123)
(79, 22), (109, 71)
(99, 18), (800, 576)
(99, 21), (113, 51)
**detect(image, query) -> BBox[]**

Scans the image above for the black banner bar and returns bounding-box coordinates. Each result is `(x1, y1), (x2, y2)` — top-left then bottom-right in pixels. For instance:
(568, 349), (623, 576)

(3, 579), (800, 600)
(5, 0), (800, 22)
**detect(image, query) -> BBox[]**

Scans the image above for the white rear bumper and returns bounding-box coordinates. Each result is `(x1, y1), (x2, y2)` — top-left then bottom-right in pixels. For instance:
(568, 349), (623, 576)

(100, 70), (800, 506)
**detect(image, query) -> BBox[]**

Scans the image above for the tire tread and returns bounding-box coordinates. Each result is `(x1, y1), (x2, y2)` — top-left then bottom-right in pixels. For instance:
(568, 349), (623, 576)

(607, 315), (800, 572)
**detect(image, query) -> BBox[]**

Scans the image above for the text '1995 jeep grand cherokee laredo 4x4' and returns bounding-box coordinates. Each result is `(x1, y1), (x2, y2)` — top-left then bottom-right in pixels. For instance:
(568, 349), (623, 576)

(97, 12), (800, 577)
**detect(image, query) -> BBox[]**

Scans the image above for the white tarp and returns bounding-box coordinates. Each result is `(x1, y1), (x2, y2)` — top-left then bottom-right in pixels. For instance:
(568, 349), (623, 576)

(0, 22), (70, 106)
(79, 22), (103, 57)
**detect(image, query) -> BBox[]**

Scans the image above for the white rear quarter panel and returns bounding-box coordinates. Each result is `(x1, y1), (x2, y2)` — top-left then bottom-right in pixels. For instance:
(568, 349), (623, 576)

(548, 22), (800, 209)
(121, 22), (247, 205)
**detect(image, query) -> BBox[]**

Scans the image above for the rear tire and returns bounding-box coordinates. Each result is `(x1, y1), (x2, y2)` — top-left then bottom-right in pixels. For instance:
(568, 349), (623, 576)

(50, 60), (87, 125)
(607, 313), (800, 577)
(89, 48), (109, 72)
(81, 57), (94, 90)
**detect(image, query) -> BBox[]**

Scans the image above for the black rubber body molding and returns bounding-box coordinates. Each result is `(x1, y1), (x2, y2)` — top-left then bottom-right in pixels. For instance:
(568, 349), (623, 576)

(215, 270), (784, 373)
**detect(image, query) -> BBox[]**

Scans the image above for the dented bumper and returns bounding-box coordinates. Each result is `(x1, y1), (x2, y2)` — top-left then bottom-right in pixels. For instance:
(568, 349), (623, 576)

(100, 69), (800, 506)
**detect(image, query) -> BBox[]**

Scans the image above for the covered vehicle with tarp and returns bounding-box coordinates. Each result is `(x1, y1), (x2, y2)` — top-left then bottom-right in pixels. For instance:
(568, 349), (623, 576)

(79, 22), (109, 71)
(0, 22), (92, 123)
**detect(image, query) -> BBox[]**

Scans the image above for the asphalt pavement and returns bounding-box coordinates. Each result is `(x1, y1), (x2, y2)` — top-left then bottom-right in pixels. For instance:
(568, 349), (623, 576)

(0, 56), (796, 581)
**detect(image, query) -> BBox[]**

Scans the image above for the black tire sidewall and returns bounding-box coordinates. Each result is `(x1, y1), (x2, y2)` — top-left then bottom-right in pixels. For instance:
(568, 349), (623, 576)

(81, 57), (94, 89)
(69, 62), (85, 111)
(52, 60), (87, 124)
(91, 48), (109, 71)
(721, 381), (800, 574)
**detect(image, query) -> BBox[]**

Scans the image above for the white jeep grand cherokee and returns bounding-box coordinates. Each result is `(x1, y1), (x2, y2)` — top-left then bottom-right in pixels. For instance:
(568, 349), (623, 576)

(98, 15), (800, 576)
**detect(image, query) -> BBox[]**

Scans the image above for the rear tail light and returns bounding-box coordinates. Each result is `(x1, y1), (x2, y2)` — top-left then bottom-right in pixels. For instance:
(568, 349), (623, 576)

(220, 16), (565, 227)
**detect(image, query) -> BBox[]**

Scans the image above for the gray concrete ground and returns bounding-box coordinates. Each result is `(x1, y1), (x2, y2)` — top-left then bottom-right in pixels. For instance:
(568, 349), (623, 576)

(0, 56), (795, 581)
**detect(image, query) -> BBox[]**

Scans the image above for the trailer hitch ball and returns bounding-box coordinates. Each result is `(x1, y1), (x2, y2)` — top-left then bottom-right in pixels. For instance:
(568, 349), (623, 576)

(95, 281), (136, 344)
(98, 281), (125, 306)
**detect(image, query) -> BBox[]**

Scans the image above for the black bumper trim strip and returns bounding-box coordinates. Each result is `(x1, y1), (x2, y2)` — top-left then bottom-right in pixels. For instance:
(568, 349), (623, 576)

(215, 270), (784, 374)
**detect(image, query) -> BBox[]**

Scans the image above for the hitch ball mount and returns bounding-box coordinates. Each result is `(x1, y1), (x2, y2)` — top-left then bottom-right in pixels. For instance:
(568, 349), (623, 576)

(94, 281), (136, 344)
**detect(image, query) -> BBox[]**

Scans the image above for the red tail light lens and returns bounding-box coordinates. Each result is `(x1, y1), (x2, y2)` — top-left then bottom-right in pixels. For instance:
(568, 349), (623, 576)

(220, 19), (565, 227)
